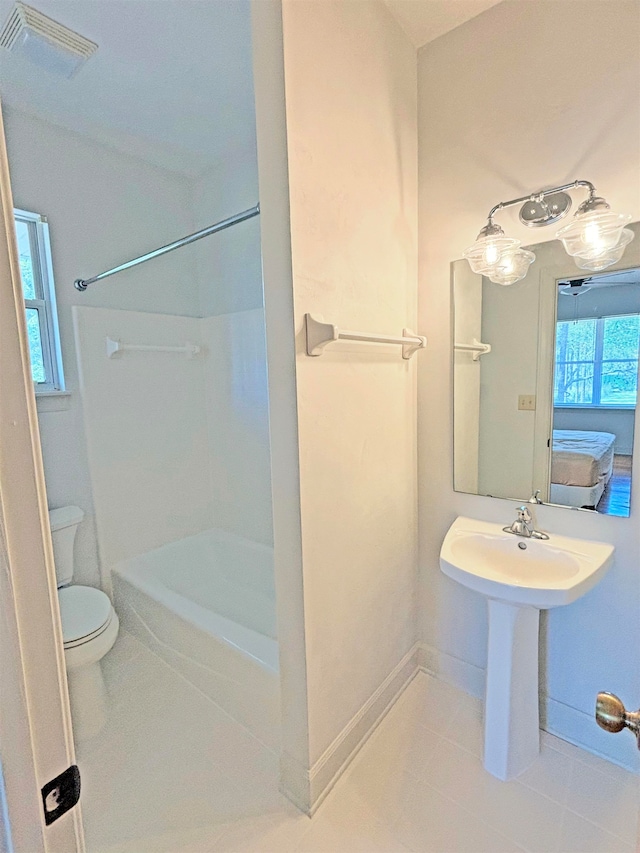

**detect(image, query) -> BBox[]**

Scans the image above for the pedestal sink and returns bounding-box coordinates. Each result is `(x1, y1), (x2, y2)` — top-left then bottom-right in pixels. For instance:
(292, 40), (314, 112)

(440, 516), (614, 781)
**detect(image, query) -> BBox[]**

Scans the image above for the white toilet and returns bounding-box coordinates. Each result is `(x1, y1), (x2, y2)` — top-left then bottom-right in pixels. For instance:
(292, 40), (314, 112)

(49, 506), (119, 740)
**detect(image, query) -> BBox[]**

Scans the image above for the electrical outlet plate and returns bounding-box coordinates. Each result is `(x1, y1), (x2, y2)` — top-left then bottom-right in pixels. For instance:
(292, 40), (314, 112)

(518, 395), (536, 411)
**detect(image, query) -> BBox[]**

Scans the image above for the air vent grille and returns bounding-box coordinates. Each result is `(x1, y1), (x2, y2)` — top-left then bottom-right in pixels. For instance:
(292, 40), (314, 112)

(0, 2), (97, 73)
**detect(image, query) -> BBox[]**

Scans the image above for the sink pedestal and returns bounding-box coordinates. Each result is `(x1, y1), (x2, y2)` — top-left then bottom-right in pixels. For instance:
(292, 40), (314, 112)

(484, 600), (540, 780)
(440, 516), (614, 782)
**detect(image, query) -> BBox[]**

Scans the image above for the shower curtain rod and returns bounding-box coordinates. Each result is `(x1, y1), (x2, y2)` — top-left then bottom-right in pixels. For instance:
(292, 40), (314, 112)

(74, 203), (260, 291)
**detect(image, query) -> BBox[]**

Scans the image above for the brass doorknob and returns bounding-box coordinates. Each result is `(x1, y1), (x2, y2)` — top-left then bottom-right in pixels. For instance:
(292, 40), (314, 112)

(595, 692), (640, 748)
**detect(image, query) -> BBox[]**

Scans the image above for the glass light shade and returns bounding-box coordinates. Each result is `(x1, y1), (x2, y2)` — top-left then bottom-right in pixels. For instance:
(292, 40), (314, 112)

(464, 234), (535, 285)
(556, 210), (632, 261)
(464, 235), (521, 276)
(488, 247), (536, 285)
(572, 228), (635, 272)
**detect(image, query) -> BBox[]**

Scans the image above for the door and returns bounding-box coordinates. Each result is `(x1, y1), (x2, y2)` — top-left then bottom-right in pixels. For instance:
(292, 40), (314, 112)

(0, 100), (84, 853)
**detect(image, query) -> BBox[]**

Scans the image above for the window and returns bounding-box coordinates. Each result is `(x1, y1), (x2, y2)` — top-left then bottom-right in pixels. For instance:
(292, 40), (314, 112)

(554, 314), (640, 407)
(14, 208), (64, 392)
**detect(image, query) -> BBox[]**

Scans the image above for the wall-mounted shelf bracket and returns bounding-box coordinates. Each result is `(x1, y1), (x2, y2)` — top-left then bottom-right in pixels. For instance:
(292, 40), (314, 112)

(454, 339), (492, 361)
(305, 313), (426, 360)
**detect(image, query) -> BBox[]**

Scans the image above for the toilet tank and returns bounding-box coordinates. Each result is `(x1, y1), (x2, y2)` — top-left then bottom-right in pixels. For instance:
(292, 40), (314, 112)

(48, 506), (84, 587)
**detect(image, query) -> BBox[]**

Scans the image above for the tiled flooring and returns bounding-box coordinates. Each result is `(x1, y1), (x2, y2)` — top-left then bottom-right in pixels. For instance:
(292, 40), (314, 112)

(82, 631), (639, 853)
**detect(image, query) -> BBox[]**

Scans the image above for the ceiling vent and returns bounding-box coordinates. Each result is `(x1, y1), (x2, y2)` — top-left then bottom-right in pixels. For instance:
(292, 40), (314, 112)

(0, 2), (97, 78)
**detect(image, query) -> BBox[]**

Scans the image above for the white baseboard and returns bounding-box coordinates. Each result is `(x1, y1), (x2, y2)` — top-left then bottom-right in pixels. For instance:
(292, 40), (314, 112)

(546, 697), (640, 774)
(419, 642), (485, 699)
(281, 643), (421, 815)
(419, 643), (639, 775)
(281, 640), (638, 816)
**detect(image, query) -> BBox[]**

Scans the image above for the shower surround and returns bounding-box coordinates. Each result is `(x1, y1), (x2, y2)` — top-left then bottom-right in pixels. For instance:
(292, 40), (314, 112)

(72, 303), (277, 741)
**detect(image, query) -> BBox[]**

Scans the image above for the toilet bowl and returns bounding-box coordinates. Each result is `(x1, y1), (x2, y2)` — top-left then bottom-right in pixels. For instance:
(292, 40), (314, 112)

(49, 506), (119, 740)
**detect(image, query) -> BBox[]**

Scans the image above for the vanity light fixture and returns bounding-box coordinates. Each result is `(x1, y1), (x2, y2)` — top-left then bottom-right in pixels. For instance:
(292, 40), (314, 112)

(464, 181), (634, 285)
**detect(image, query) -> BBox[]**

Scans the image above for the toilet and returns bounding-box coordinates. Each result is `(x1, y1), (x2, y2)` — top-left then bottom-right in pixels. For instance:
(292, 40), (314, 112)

(49, 506), (119, 740)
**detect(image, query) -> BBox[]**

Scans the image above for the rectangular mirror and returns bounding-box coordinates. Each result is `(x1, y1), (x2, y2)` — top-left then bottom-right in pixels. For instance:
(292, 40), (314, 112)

(452, 223), (640, 517)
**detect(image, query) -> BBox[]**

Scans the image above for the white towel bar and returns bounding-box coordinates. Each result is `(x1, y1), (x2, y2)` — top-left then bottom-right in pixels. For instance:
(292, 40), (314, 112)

(305, 313), (426, 360)
(454, 339), (492, 361)
(106, 337), (201, 359)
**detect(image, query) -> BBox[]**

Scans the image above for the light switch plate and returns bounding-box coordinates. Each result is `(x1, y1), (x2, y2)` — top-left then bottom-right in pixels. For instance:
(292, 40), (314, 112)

(518, 395), (536, 411)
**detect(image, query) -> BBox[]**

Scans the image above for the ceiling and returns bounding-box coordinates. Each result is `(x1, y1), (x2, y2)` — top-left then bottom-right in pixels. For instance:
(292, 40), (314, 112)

(0, 0), (256, 177)
(0, 0), (504, 178)
(384, 0), (504, 48)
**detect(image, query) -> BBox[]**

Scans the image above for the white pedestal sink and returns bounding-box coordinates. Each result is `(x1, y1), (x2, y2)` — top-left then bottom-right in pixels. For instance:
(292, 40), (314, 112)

(440, 516), (614, 781)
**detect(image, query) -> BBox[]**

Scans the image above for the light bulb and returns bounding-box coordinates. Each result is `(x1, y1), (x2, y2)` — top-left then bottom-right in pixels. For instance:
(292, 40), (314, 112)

(484, 242), (499, 265)
(582, 220), (606, 253)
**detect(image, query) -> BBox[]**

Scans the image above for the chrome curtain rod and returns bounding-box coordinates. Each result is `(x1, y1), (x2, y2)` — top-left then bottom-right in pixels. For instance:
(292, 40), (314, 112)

(74, 203), (260, 291)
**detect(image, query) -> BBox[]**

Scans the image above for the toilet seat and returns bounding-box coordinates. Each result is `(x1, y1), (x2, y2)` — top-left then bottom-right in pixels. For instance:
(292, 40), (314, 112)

(58, 585), (114, 648)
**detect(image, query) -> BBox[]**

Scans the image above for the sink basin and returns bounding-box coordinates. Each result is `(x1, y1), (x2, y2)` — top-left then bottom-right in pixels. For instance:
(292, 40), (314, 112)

(440, 515), (614, 781)
(441, 516), (614, 609)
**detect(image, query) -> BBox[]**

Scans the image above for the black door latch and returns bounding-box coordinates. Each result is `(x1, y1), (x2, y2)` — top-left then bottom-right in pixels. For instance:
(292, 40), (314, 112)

(41, 765), (81, 825)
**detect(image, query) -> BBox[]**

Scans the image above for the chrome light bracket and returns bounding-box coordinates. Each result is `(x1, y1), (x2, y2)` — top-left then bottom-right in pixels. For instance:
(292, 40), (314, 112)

(518, 191), (572, 228)
(486, 180), (597, 226)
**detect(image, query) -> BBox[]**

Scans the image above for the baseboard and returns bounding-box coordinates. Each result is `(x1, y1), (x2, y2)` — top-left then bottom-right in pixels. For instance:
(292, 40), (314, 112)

(281, 643), (421, 815)
(419, 643), (639, 775)
(546, 697), (640, 774)
(419, 642), (485, 699)
(281, 640), (639, 816)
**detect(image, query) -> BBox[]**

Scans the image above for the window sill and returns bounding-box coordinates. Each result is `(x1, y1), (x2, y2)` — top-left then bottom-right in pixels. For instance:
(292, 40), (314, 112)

(554, 404), (636, 411)
(35, 390), (71, 413)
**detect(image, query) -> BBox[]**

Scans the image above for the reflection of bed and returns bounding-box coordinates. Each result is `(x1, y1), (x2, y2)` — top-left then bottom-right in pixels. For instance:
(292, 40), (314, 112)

(550, 429), (616, 508)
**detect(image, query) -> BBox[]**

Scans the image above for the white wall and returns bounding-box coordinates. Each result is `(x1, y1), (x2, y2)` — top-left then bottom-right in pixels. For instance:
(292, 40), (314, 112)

(418, 0), (640, 770)
(557, 283), (640, 323)
(282, 0), (418, 777)
(4, 107), (198, 588)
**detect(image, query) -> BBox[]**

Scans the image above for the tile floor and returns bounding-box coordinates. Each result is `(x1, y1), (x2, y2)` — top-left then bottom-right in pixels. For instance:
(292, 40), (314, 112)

(82, 630), (639, 853)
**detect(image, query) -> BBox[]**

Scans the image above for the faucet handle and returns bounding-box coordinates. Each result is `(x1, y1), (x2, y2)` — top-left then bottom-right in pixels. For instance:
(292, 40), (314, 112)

(529, 490), (542, 504)
(517, 505), (532, 522)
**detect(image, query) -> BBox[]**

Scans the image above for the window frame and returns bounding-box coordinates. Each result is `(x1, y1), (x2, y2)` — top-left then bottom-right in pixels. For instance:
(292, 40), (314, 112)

(14, 208), (65, 393)
(554, 313), (640, 410)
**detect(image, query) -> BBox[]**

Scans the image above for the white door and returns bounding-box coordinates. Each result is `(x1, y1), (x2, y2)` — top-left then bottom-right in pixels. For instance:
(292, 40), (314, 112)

(0, 100), (84, 853)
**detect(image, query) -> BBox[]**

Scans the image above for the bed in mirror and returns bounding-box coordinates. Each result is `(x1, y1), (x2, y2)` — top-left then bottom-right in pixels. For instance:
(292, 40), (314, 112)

(452, 222), (640, 517)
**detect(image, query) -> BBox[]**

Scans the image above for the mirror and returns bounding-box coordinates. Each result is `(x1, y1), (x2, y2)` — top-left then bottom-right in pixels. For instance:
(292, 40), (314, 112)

(452, 223), (640, 517)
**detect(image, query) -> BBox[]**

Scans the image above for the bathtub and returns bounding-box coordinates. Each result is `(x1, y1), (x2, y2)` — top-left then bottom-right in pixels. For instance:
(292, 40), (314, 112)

(112, 529), (280, 749)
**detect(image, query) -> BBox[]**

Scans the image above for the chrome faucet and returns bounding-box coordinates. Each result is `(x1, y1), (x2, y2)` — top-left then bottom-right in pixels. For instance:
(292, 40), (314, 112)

(503, 505), (549, 540)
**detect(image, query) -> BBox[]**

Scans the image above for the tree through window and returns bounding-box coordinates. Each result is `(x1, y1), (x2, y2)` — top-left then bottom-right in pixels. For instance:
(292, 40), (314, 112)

(14, 209), (65, 392)
(554, 315), (640, 407)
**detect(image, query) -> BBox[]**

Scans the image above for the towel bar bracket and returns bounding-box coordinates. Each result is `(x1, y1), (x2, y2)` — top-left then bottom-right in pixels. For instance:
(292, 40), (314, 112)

(305, 313), (426, 360)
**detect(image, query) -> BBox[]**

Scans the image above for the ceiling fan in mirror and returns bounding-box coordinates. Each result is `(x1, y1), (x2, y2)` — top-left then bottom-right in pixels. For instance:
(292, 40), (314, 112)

(558, 278), (593, 297)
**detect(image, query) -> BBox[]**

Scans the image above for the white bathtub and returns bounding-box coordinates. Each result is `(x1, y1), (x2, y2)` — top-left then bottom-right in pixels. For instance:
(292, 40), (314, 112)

(112, 529), (280, 748)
